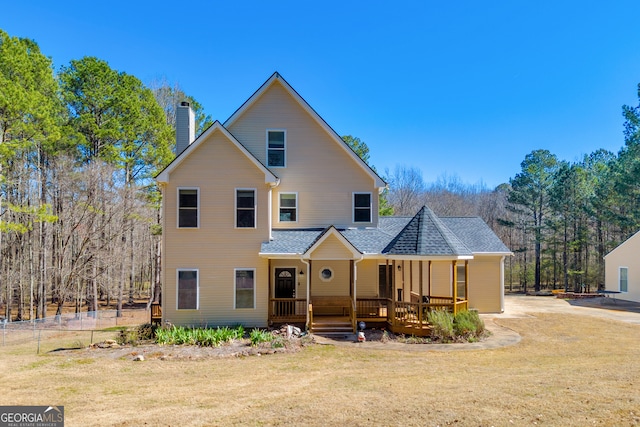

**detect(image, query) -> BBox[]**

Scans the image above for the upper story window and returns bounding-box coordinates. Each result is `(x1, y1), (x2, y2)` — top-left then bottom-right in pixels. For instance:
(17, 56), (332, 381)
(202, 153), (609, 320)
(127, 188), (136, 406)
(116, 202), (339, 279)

(178, 188), (199, 228)
(236, 189), (256, 228)
(279, 192), (297, 222)
(267, 130), (286, 167)
(353, 192), (372, 223)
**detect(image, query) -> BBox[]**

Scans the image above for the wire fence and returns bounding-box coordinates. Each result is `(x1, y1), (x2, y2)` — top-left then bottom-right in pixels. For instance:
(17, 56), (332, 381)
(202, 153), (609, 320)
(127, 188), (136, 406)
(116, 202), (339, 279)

(0, 309), (149, 351)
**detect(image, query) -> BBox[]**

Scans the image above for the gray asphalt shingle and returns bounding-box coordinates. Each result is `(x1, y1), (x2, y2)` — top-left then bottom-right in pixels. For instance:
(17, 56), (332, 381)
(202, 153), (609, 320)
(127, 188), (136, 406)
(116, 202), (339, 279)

(259, 206), (511, 257)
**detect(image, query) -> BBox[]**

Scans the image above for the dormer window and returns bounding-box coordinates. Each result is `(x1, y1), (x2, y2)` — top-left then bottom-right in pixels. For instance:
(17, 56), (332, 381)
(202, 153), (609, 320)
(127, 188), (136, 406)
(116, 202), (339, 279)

(267, 130), (286, 167)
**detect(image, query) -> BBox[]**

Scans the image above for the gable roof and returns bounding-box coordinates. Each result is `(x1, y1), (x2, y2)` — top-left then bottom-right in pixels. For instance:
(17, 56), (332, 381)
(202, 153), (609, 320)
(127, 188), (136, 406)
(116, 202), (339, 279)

(383, 206), (473, 257)
(224, 72), (386, 189)
(155, 121), (278, 185)
(303, 226), (362, 259)
(604, 229), (640, 259)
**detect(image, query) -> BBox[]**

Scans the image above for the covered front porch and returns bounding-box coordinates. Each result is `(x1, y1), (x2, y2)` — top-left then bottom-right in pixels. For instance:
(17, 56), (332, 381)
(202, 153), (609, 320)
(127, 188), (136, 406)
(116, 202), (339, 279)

(267, 258), (470, 337)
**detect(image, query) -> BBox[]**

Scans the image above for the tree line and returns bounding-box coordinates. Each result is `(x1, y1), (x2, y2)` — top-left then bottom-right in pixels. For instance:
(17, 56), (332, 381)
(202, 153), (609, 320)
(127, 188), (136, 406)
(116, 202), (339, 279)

(385, 100), (640, 293)
(0, 29), (210, 321)
(2, 27), (640, 321)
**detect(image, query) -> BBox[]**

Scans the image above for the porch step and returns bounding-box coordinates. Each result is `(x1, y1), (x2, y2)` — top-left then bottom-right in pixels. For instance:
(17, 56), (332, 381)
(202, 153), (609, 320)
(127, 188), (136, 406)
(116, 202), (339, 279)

(311, 316), (354, 336)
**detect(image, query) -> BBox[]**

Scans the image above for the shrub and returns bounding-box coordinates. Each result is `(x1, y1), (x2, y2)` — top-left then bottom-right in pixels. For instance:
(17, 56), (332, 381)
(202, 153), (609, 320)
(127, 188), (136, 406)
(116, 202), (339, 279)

(116, 328), (138, 346)
(453, 310), (485, 337)
(250, 328), (274, 346)
(136, 323), (157, 341)
(155, 325), (246, 347)
(426, 309), (486, 342)
(427, 309), (455, 342)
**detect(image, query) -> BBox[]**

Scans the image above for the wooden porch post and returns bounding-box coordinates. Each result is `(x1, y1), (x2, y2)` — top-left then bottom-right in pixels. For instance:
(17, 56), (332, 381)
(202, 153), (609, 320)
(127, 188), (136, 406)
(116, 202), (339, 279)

(392, 260), (396, 299)
(452, 260), (458, 315)
(386, 259), (390, 299)
(350, 260), (354, 298)
(419, 261), (423, 298)
(428, 260), (432, 298)
(419, 261), (423, 324)
(308, 260), (313, 301)
(401, 260), (405, 302)
(268, 259), (272, 321)
(409, 261), (413, 295)
(465, 260), (469, 308)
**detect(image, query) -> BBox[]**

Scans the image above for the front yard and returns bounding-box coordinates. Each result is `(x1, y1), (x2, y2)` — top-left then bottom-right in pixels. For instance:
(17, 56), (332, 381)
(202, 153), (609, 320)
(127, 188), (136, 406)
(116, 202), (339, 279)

(1, 304), (638, 426)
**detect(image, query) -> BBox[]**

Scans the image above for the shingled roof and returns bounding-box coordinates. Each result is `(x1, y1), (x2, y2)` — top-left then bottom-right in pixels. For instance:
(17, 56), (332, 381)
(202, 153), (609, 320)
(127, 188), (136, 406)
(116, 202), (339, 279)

(440, 217), (511, 253)
(260, 206), (511, 258)
(382, 206), (473, 256)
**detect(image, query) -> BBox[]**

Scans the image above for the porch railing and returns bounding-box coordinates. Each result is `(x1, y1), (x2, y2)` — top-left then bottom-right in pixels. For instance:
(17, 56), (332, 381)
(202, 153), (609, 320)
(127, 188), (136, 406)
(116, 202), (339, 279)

(356, 298), (389, 319)
(270, 298), (307, 322)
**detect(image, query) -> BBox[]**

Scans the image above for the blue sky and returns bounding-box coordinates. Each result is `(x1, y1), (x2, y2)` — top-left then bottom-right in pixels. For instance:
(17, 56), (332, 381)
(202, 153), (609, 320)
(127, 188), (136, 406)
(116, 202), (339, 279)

(3, 1), (640, 188)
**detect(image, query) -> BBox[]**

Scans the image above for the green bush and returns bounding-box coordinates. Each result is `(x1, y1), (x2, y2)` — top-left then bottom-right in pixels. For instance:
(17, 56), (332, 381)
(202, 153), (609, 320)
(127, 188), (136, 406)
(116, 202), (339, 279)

(250, 328), (274, 346)
(155, 325), (246, 347)
(427, 309), (455, 341)
(453, 310), (485, 337)
(427, 309), (485, 342)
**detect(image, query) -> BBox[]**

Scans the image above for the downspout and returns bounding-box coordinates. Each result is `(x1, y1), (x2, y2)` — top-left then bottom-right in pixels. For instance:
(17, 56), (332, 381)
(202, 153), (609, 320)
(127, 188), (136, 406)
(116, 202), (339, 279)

(268, 186), (273, 240)
(500, 255), (506, 313)
(268, 180), (280, 241)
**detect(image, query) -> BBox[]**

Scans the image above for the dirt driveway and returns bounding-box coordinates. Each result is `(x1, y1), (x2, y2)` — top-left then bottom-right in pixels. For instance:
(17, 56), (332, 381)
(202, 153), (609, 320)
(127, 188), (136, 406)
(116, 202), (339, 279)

(495, 294), (640, 325)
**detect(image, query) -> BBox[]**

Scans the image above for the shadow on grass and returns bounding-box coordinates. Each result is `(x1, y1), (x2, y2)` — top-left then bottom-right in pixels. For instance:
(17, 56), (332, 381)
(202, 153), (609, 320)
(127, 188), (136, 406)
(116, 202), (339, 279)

(567, 297), (640, 314)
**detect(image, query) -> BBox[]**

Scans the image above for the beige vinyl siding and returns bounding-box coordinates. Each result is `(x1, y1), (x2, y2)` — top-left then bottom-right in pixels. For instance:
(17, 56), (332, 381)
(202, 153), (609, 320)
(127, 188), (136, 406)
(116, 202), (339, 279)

(466, 256), (503, 313)
(605, 232), (640, 303)
(227, 81), (378, 228)
(430, 262), (452, 297)
(310, 261), (350, 297)
(356, 259), (378, 297)
(309, 234), (356, 260)
(163, 129), (271, 327)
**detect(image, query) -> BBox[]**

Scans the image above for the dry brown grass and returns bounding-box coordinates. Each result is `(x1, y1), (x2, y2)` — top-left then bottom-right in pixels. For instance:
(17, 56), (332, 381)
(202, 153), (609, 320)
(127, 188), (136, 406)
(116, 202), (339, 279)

(1, 312), (639, 426)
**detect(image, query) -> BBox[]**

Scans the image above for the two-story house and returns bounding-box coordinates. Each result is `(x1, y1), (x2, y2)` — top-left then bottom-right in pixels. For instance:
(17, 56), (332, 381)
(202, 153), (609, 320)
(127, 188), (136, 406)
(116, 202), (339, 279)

(155, 73), (511, 335)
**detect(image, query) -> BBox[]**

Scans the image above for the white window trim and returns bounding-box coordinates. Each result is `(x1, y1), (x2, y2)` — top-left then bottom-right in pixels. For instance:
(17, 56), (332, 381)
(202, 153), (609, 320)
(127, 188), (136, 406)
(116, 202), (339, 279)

(176, 268), (199, 310)
(619, 266), (629, 293)
(266, 129), (287, 168)
(278, 192), (298, 223)
(234, 268), (256, 309)
(352, 192), (373, 223)
(235, 188), (257, 229)
(319, 266), (334, 282)
(177, 187), (200, 229)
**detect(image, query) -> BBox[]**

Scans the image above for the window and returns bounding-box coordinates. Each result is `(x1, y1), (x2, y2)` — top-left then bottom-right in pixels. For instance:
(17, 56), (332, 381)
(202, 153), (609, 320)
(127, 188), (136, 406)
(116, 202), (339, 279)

(456, 264), (466, 299)
(267, 130), (286, 167)
(353, 192), (372, 223)
(279, 193), (297, 222)
(235, 269), (255, 309)
(177, 269), (198, 310)
(236, 189), (256, 228)
(178, 188), (198, 228)
(319, 267), (333, 282)
(620, 267), (628, 292)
